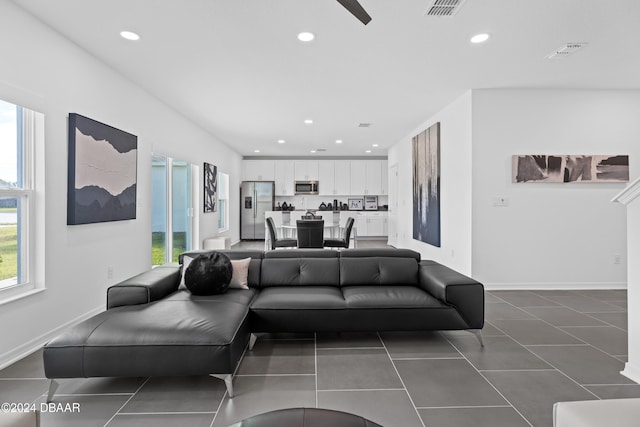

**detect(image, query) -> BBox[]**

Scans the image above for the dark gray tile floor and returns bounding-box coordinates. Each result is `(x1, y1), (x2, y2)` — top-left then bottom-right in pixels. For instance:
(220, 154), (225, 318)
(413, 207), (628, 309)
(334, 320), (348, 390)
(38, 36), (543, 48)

(0, 288), (633, 427)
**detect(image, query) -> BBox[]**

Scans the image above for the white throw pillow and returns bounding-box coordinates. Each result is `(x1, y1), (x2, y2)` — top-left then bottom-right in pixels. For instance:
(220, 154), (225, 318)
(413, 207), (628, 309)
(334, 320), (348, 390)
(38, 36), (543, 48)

(229, 258), (251, 289)
(179, 255), (193, 290)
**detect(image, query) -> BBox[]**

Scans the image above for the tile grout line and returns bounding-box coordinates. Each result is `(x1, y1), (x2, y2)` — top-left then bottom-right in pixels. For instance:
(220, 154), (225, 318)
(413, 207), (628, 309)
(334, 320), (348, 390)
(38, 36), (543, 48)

(440, 332), (534, 427)
(118, 411), (216, 415)
(103, 377), (150, 427)
(211, 338), (253, 427)
(416, 405), (513, 410)
(486, 303), (603, 401)
(314, 332), (318, 409)
(377, 332), (426, 427)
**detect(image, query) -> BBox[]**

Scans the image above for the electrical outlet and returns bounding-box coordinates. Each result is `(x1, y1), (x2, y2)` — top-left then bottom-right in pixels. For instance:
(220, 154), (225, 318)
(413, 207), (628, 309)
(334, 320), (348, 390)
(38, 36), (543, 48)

(613, 254), (622, 265)
(107, 266), (114, 279)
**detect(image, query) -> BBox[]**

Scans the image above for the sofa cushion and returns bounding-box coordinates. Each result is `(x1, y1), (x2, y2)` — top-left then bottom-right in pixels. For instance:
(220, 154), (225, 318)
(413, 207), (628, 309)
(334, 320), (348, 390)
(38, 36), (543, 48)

(44, 297), (252, 378)
(339, 248), (420, 261)
(251, 286), (346, 310)
(265, 249), (338, 259)
(342, 286), (444, 308)
(340, 257), (418, 286)
(260, 258), (340, 287)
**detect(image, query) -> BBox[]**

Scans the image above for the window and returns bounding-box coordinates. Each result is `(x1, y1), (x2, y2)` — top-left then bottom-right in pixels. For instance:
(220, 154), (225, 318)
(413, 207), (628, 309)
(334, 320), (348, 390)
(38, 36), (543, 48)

(151, 154), (196, 265)
(0, 99), (41, 295)
(218, 172), (229, 232)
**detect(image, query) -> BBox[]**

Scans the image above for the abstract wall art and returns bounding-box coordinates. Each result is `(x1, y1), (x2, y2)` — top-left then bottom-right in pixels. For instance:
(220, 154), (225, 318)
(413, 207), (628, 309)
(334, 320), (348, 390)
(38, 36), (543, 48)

(203, 162), (218, 213)
(412, 122), (441, 247)
(512, 155), (629, 183)
(67, 113), (137, 225)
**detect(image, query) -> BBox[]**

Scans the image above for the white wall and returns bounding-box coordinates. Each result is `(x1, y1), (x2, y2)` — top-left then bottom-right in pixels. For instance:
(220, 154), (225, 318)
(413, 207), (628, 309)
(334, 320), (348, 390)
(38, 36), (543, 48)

(472, 89), (640, 288)
(388, 91), (473, 275)
(389, 88), (640, 288)
(0, 2), (242, 366)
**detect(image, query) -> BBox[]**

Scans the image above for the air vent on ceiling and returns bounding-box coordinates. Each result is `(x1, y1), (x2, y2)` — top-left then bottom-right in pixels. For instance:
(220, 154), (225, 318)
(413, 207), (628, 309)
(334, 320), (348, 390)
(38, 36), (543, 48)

(316, 148), (327, 152)
(425, 0), (468, 17)
(358, 123), (372, 128)
(546, 42), (588, 59)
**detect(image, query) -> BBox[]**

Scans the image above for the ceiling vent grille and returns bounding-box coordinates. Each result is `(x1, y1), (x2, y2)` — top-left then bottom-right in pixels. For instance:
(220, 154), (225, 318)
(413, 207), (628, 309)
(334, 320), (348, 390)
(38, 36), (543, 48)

(316, 148), (327, 152)
(358, 123), (371, 128)
(546, 42), (588, 59)
(425, 0), (468, 17)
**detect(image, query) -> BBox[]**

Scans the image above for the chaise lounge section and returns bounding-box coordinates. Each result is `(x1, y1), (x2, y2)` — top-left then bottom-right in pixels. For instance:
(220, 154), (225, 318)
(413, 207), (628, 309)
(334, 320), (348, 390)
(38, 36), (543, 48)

(43, 248), (484, 400)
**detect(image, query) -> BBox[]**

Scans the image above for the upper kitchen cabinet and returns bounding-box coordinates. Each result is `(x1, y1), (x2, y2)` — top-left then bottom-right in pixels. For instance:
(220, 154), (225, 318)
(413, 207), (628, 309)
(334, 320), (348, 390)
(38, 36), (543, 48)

(350, 160), (384, 195)
(334, 160), (351, 195)
(318, 160), (351, 195)
(274, 160), (295, 196)
(294, 160), (319, 181)
(242, 160), (275, 181)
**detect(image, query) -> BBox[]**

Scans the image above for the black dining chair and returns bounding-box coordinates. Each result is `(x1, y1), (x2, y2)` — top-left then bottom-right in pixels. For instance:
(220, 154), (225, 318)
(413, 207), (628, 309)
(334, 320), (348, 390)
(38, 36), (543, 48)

(266, 217), (297, 250)
(324, 217), (355, 249)
(296, 219), (324, 248)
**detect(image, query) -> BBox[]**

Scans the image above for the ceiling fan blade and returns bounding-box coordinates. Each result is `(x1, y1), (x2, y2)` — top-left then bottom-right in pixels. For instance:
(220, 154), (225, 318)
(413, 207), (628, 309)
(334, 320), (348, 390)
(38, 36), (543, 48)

(336, 0), (372, 25)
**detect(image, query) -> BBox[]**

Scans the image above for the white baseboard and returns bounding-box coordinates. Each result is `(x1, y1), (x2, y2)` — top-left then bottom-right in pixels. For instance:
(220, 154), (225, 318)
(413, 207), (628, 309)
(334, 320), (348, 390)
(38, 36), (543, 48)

(621, 363), (640, 384)
(0, 305), (104, 371)
(483, 282), (627, 291)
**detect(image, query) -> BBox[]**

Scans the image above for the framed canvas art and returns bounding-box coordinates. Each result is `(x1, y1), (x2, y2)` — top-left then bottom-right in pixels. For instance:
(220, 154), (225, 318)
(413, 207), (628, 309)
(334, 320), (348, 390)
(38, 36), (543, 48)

(67, 113), (137, 225)
(412, 122), (440, 247)
(204, 162), (218, 213)
(512, 155), (629, 183)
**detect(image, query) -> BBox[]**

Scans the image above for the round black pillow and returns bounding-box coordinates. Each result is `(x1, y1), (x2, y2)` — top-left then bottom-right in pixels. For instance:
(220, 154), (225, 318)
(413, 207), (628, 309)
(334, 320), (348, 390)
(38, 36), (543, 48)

(184, 252), (232, 295)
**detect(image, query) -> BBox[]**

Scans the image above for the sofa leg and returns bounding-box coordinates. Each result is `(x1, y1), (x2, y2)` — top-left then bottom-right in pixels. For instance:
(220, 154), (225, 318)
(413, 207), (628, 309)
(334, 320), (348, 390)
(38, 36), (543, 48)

(46, 379), (59, 403)
(210, 374), (234, 398)
(469, 329), (485, 347)
(249, 333), (258, 351)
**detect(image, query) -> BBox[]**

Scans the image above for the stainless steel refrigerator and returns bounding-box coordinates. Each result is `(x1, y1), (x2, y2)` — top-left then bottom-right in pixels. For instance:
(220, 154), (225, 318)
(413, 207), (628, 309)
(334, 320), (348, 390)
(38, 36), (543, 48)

(240, 181), (275, 240)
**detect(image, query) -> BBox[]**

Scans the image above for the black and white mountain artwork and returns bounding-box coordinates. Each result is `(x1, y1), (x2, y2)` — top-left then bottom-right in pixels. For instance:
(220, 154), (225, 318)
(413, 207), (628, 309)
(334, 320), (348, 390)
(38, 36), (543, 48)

(67, 114), (137, 225)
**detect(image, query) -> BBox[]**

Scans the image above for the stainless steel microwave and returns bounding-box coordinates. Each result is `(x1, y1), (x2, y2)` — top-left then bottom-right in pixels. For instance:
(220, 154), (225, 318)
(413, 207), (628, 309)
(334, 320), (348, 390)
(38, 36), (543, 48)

(295, 181), (319, 195)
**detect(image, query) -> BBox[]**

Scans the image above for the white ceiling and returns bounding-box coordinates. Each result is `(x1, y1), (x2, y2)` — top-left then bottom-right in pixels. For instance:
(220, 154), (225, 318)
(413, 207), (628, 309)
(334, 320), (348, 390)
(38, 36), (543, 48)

(11, 0), (640, 157)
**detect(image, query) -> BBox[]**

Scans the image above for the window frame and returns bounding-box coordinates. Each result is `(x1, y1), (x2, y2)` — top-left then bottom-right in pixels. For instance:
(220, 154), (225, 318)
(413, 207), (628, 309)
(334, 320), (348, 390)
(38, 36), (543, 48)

(217, 171), (229, 233)
(0, 103), (42, 303)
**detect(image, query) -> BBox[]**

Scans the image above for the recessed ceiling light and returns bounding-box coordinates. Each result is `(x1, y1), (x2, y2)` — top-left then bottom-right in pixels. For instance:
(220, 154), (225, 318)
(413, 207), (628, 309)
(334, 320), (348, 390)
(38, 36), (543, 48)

(304, 119), (313, 125)
(277, 139), (285, 144)
(365, 150), (372, 153)
(254, 149), (260, 153)
(297, 32), (315, 42)
(120, 31), (140, 41)
(310, 150), (317, 153)
(470, 33), (490, 44)
(335, 139), (343, 144)
(372, 144), (379, 147)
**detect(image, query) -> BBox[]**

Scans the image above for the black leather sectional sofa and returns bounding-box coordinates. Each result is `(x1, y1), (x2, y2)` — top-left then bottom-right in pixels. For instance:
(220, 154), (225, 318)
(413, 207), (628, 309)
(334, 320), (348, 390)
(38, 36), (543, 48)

(43, 248), (484, 400)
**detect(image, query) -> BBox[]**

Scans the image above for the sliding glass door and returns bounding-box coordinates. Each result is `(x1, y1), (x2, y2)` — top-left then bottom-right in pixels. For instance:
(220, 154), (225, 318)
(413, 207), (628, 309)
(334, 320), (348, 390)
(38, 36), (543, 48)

(152, 154), (195, 265)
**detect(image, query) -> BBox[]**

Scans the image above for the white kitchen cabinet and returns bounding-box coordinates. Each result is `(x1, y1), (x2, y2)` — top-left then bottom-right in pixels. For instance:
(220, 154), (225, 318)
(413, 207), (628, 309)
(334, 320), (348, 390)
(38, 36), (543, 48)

(340, 211), (388, 237)
(352, 212), (368, 236)
(334, 160), (351, 195)
(318, 161), (335, 195)
(349, 161), (367, 195)
(319, 160), (351, 195)
(294, 160), (319, 181)
(366, 212), (386, 236)
(349, 160), (385, 195)
(274, 160), (295, 196)
(243, 160), (275, 181)
(365, 160), (382, 195)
